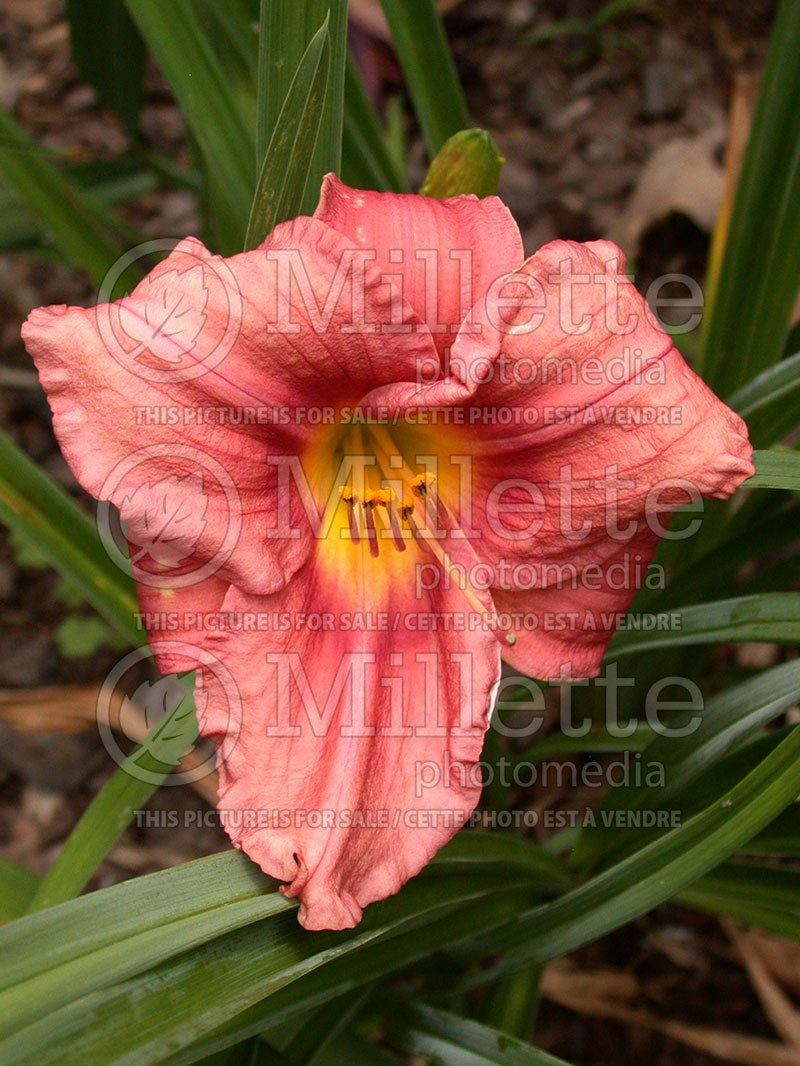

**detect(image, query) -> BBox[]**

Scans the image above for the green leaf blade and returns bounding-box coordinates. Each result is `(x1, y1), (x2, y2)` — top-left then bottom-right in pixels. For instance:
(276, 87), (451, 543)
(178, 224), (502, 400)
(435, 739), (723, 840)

(67, 0), (146, 133)
(607, 592), (800, 660)
(699, 0), (800, 393)
(0, 429), (139, 645)
(464, 724), (800, 983)
(378, 0), (471, 157)
(395, 1004), (573, 1066)
(0, 107), (127, 284)
(245, 17), (331, 250)
(747, 449), (800, 490)
(257, 0), (347, 214)
(123, 0), (255, 249)
(729, 349), (800, 447)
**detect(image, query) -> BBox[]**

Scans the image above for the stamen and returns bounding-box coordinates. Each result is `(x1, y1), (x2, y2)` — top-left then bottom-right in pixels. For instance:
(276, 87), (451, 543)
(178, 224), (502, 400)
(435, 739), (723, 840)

(411, 471), (449, 538)
(367, 428), (440, 540)
(339, 485), (360, 543)
(368, 488), (406, 552)
(336, 429), (501, 639)
(332, 424), (501, 639)
(384, 500), (407, 553)
(367, 488), (392, 506)
(411, 472), (436, 497)
(403, 501), (432, 554)
(362, 495), (380, 558)
(421, 530), (498, 628)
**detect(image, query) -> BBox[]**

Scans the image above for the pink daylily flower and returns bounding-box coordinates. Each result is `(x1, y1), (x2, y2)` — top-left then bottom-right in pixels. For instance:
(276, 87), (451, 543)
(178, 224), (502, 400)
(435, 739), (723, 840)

(22, 175), (753, 930)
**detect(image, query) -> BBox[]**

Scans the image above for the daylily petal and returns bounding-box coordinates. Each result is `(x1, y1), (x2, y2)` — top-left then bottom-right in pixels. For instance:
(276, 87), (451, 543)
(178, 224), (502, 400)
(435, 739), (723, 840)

(489, 528), (663, 681)
(22, 222), (437, 647)
(200, 539), (501, 931)
(132, 576), (230, 674)
(314, 173), (523, 359)
(439, 239), (754, 680)
(22, 176), (757, 931)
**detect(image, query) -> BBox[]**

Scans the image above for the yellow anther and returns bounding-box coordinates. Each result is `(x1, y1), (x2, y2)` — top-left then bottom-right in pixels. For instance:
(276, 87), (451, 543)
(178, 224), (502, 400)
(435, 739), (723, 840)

(411, 472), (436, 496)
(370, 488), (392, 506)
(339, 486), (358, 503)
(401, 495), (415, 517)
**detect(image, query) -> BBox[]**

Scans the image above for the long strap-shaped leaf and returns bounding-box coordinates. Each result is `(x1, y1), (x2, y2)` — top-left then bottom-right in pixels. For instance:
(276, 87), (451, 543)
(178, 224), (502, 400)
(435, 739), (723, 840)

(572, 658), (800, 871)
(310, 1031), (400, 1066)
(0, 873), (535, 1065)
(168, 0), (399, 198)
(0, 856), (288, 1038)
(393, 1004), (572, 1066)
(0, 429), (138, 643)
(342, 53), (409, 192)
(0, 430), (206, 909)
(257, 0), (347, 215)
(66, 0), (146, 134)
(378, 0), (470, 157)
(245, 17), (331, 250)
(680, 861), (800, 940)
(25, 680), (198, 913)
(607, 591), (800, 660)
(0, 107), (126, 284)
(6, 727), (800, 1065)
(123, 0), (255, 247)
(456, 724), (800, 987)
(0, 836), (554, 991)
(0, 860), (38, 924)
(729, 349), (800, 447)
(0, 161), (160, 254)
(699, 0), (800, 394)
(266, 987), (375, 1065)
(747, 448), (800, 489)
(0, 835), (555, 1048)
(0, 852), (272, 993)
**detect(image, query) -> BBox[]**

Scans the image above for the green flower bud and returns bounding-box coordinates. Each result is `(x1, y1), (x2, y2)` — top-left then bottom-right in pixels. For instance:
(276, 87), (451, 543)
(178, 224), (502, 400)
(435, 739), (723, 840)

(420, 128), (505, 199)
